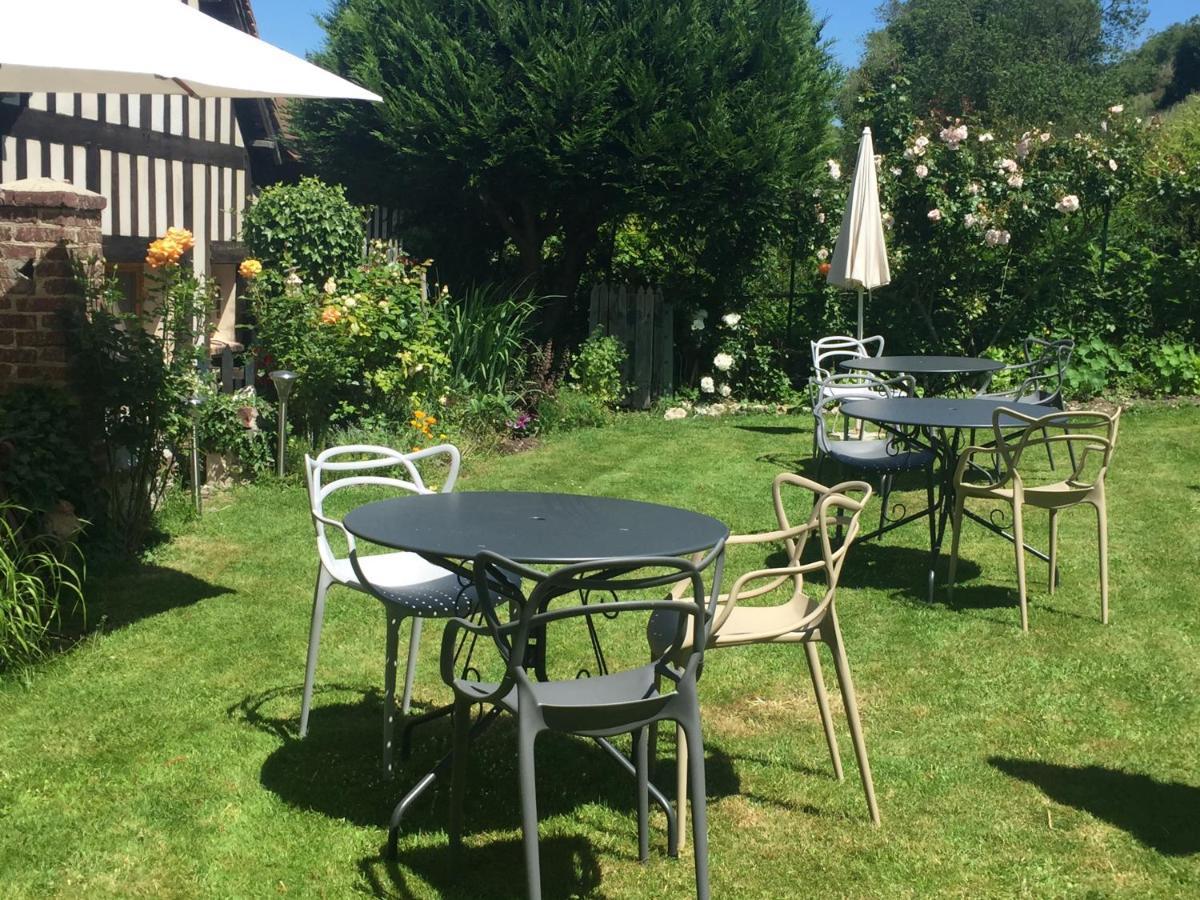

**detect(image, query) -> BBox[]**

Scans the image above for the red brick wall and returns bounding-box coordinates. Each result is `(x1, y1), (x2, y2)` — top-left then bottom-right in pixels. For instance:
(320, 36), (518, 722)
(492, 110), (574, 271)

(0, 179), (106, 390)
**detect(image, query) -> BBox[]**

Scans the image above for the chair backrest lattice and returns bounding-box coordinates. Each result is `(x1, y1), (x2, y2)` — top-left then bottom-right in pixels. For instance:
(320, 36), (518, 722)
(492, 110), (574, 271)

(810, 373), (914, 456)
(811, 334), (885, 381)
(462, 548), (725, 731)
(304, 444), (461, 572)
(991, 407), (1120, 488)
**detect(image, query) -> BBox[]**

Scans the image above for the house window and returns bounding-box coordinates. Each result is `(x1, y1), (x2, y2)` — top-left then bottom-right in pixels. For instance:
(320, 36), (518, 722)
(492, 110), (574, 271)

(109, 263), (145, 315)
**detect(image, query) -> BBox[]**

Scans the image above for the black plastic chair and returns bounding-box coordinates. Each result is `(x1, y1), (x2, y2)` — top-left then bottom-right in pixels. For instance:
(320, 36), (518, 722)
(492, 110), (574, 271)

(438, 548), (725, 900)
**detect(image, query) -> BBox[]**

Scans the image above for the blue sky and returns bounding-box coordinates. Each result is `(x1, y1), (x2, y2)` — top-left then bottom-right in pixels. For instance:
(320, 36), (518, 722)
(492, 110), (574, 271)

(254, 0), (1197, 71)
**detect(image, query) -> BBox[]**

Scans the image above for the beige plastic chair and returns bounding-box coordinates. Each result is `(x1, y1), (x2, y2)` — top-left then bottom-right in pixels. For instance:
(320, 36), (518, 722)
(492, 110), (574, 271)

(648, 474), (880, 842)
(948, 407), (1120, 631)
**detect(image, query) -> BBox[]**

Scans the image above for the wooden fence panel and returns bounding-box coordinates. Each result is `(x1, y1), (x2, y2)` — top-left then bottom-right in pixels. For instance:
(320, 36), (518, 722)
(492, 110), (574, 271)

(587, 283), (673, 408)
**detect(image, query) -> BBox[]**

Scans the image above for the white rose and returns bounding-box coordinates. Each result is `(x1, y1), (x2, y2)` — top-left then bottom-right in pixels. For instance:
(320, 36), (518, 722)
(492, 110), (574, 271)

(1108, 158), (1118, 172)
(1007, 173), (1024, 188)
(1109, 104), (1124, 114)
(827, 159), (842, 180)
(1055, 194), (1080, 214)
(343, 296), (357, 308)
(700, 376), (715, 394)
(323, 278), (338, 295)
(713, 353), (734, 372)
(722, 313), (742, 327)
(719, 384), (732, 398)
(915, 164), (929, 179)
(817, 247), (830, 261)
(927, 208), (942, 223)
(978, 132), (994, 143)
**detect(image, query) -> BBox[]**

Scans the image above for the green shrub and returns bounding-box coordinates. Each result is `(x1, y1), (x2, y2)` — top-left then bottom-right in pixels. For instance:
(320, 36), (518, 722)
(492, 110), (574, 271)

(242, 177), (365, 285)
(0, 387), (90, 515)
(195, 388), (276, 477)
(0, 504), (84, 670)
(248, 248), (450, 442)
(1147, 342), (1200, 396)
(68, 257), (210, 554)
(568, 331), (627, 407)
(1063, 336), (1135, 399)
(536, 390), (611, 433)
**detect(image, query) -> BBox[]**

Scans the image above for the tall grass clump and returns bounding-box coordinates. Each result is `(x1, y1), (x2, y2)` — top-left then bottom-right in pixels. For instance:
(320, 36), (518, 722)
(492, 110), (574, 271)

(445, 286), (540, 394)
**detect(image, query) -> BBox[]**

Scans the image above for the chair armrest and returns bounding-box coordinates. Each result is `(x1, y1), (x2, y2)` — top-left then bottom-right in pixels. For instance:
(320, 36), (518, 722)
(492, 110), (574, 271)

(439, 616), (516, 703)
(709, 559), (827, 636)
(953, 445), (1007, 488)
(405, 443), (462, 492)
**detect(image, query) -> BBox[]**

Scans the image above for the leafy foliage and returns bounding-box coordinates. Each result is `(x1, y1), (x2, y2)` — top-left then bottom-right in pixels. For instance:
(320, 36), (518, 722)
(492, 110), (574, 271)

(67, 256), (212, 554)
(443, 285), (539, 396)
(291, 0), (837, 325)
(0, 387), (89, 515)
(567, 330), (627, 408)
(844, 0), (1148, 128)
(0, 504), (84, 670)
(194, 388), (276, 477)
(241, 177), (365, 285)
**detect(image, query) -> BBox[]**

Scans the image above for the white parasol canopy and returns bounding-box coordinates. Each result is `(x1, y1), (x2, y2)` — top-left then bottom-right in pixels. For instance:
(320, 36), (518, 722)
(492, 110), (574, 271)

(0, 0), (381, 101)
(826, 127), (890, 339)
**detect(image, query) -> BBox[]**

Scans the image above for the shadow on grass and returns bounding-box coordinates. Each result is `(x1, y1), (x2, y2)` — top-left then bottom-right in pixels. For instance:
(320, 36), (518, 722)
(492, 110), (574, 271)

(233, 686), (741, 834)
(84, 563), (234, 632)
(358, 835), (603, 899)
(733, 424), (805, 437)
(990, 758), (1200, 856)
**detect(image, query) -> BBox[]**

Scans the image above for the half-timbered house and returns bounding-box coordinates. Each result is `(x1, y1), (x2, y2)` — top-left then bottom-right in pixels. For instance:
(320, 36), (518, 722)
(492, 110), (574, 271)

(0, 0), (293, 353)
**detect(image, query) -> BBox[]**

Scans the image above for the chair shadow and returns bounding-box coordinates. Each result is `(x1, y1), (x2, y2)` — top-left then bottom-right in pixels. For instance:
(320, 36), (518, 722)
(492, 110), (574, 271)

(989, 757), (1200, 856)
(85, 562), (235, 632)
(733, 424), (805, 437)
(233, 686), (742, 835)
(358, 835), (603, 899)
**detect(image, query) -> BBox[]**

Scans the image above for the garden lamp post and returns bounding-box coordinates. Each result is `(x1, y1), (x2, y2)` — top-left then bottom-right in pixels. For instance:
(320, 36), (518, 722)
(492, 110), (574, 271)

(270, 370), (298, 477)
(186, 395), (205, 514)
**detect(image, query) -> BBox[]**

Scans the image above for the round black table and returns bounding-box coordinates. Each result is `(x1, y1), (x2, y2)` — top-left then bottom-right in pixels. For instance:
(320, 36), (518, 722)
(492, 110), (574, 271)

(343, 491), (729, 564)
(840, 397), (1054, 599)
(839, 355), (1004, 378)
(841, 397), (1051, 431)
(345, 491), (728, 849)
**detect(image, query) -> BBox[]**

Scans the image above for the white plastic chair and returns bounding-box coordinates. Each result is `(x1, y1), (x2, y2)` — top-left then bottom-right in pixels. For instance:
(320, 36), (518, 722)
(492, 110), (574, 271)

(303, 443), (471, 775)
(810, 334), (887, 401)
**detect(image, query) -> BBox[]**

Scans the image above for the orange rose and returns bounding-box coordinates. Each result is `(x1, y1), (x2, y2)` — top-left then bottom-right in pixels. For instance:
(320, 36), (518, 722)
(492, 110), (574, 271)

(818, 262), (831, 276)
(320, 306), (342, 325)
(238, 258), (263, 279)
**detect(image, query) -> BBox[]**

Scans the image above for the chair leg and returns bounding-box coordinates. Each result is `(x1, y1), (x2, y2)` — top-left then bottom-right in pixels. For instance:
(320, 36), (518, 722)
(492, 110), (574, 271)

(676, 722), (689, 851)
(1096, 496), (1110, 625)
(1048, 509), (1059, 595)
(878, 474), (892, 532)
(518, 721), (543, 900)
(300, 567), (332, 739)
(828, 618), (880, 826)
(682, 717), (711, 900)
(1012, 496), (1028, 632)
(400, 617), (423, 716)
(382, 612), (401, 776)
(947, 493), (966, 598)
(803, 641), (843, 781)
(635, 727), (650, 862)
(448, 694), (472, 850)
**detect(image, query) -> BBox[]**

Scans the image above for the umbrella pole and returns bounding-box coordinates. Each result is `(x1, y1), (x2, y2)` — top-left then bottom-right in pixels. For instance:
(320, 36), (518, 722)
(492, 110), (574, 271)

(857, 289), (865, 340)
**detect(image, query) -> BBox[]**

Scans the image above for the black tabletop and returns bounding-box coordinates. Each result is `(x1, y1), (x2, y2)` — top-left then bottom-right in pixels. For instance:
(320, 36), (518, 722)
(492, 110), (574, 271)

(839, 355), (1005, 376)
(841, 397), (1055, 430)
(343, 491), (730, 564)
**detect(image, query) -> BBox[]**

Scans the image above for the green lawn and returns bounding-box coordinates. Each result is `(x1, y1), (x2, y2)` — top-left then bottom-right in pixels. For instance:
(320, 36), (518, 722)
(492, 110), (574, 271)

(2, 407), (1198, 898)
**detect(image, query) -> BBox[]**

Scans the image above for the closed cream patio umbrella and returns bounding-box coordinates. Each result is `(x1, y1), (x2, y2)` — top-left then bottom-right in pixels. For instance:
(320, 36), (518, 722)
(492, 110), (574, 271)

(0, 0), (381, 101)
(826, 127), (890, 339)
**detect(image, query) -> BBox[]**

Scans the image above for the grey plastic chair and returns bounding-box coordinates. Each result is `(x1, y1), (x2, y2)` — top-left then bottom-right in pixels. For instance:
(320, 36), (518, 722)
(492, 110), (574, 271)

(648, 476), (880, 840)
(303, 444), (473, 775)
(977, 336), (1074, 408)
(439, 547), (726, 900)
(813, 372), (936, 535)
